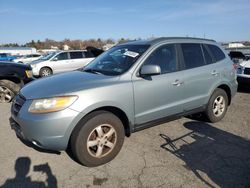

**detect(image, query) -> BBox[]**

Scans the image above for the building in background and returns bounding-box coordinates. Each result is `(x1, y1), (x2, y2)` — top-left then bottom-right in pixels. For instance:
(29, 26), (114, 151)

(223, 42), (250, 54)
(0, 47), (36, 56)
(63, 45), (70, 50)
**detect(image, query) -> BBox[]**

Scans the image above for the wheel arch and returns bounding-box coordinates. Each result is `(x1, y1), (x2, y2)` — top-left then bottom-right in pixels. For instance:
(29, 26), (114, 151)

(39, 66), (53, 75)
(216, 84), (232, 105)
(91, 106), (131, 137)
(0, 76), (23, 87)
(66, 105), (132, 152)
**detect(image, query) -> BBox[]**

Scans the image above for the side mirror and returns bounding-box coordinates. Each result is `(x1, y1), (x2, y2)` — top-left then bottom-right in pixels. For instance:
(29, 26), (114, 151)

(140, 65), (161, 76)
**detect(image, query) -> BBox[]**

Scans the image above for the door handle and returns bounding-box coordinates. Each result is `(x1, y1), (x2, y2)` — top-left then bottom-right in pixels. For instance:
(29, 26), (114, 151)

(211, 70), (219, 76)
(172, 79), (184, 86)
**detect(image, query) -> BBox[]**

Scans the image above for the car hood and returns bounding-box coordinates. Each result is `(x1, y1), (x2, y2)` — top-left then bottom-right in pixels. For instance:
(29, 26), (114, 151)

(240, 60), (250, 68)
(20, 71), (120, 99)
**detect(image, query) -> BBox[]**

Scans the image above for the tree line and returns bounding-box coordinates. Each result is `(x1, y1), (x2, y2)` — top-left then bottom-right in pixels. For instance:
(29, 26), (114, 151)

(0, 38), (132, 50)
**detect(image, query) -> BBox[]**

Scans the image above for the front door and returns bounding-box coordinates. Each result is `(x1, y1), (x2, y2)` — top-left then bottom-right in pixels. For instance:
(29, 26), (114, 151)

(51, 52), (70, 74)
(132, 44), (185, 126)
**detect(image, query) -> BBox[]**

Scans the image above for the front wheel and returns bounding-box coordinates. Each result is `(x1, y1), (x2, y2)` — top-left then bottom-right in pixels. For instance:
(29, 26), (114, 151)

(70, 111), (125, 167)
(39, 67), (52, 77)
(0, 80), (20, 103)
(205, 88), (228, 123)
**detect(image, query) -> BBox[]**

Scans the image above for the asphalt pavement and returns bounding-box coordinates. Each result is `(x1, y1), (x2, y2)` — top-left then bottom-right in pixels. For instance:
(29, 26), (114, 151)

(0, 89), (249, 188)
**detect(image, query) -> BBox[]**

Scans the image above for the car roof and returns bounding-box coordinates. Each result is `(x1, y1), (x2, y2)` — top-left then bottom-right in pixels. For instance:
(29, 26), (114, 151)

(61, 50), (87, 52)
(118, 37), (216, 46)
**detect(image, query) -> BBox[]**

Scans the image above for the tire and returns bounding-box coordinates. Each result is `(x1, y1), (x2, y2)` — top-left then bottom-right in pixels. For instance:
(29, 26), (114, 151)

(205, 88), (228, 123)
(39, 67), (52, 77)
(0, 80), (20, 103)
(70, 111), (125, 167)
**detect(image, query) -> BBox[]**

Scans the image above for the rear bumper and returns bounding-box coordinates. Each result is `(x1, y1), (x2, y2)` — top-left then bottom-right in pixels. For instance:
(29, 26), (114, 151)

(237, 75), (250, 85)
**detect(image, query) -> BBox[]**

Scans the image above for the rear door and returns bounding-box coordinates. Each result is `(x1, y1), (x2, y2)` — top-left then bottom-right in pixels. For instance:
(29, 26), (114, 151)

(179, 43), (224, 111)
(68, 51), (85, 70)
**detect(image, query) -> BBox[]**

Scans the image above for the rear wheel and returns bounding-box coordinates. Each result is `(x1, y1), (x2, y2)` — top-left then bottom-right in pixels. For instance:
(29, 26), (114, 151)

(70, 111), (125, 167)
(205, 88), (228, 123)
(40, 67), (52, 77)
(0, 80), (20, 103)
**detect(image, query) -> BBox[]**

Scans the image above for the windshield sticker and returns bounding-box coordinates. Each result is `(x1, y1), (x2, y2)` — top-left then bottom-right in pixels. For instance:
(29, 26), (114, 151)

(123, 51), (139, 58)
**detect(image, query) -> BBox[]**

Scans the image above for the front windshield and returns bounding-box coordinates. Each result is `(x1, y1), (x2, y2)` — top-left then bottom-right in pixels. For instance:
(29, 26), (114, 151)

(39, 52), (57, 60)
(84, 44), (150, 76)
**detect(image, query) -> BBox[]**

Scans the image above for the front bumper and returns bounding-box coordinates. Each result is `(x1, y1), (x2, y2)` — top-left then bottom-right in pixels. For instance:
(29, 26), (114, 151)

(11, 96), (81, 151)
(31, 65), (40, 76)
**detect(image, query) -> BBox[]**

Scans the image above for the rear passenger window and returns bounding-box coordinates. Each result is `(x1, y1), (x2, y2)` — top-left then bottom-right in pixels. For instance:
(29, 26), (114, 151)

(144, 44), (177, 74)
(181, 43), (205, 69)
(207, 44), (225, 62)
(70, 52), (83, 59)
(202, 45), (213, 64)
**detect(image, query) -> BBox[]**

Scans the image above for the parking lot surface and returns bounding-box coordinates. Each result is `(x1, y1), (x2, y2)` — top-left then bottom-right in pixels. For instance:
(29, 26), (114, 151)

(0, 89), (250, 188)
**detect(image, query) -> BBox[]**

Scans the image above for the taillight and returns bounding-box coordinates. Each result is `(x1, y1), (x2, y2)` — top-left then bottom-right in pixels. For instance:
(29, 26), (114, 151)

(233, 64), (238, 70)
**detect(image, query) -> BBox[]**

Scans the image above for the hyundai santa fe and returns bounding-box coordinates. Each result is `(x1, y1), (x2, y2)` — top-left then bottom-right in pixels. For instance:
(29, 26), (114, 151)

(11, 37), (238, 167)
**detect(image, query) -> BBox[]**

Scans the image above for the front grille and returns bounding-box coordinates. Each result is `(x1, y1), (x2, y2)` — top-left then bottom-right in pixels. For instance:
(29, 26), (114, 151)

(12, 94), (26, 116)
(244, 68), (250, 75)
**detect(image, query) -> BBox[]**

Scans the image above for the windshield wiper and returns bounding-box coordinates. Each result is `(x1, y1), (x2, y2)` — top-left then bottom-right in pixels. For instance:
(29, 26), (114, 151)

(83, 68), (103, 75)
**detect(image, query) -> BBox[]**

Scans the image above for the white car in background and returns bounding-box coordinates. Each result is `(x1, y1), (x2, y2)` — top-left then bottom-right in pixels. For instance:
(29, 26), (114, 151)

(14, 54), (42, 64)
(237, 59), (250, 85)
(29, 50), (98, 77)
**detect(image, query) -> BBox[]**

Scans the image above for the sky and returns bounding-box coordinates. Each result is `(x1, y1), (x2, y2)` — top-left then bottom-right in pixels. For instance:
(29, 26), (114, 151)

(0, 0), (250, 44)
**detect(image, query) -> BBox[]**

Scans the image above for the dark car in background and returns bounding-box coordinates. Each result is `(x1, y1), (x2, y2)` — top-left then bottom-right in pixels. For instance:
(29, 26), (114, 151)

(0, 62), (34, 102)
(228, 51), (246, 64)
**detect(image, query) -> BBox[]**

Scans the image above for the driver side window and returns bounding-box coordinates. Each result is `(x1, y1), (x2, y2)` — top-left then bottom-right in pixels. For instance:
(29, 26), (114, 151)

(144, 44), (177, 74)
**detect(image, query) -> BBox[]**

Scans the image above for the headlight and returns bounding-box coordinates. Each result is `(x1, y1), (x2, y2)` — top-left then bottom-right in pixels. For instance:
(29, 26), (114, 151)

(25, 70), (33, 78)
(28, 96), (78, 113)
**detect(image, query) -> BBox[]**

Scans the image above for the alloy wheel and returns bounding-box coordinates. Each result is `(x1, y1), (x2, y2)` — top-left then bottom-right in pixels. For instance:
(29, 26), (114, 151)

(212, 95), (225, 117)
(87, 124), (117, 158)
(0, 86), (14, 103)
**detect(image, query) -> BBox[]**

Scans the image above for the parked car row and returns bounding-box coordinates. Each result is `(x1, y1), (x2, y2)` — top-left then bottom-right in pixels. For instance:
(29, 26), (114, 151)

(13, 54), (42, 64)
(9, 37), (238, 167)
(0, 47), (104, 102)
(0, 53), (17, 61)
(228, 51), (250, 85)
(236, 58), (250, 85)
(30, 50), (97, 77)
(0, 62), (34, 102)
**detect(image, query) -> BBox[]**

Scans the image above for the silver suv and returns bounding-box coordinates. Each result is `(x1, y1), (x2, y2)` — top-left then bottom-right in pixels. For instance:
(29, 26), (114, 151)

(11, 37), (238, 166)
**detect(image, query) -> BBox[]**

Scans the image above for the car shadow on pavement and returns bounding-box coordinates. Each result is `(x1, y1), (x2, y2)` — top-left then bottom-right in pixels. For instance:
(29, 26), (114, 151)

(0, 157), (57, 188)
(160, 121), (250, 188)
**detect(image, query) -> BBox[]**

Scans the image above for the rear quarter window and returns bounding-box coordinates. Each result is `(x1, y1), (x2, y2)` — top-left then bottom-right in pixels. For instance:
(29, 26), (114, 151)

(202, 44), (213, 64)
(207, 44), (225, 62)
